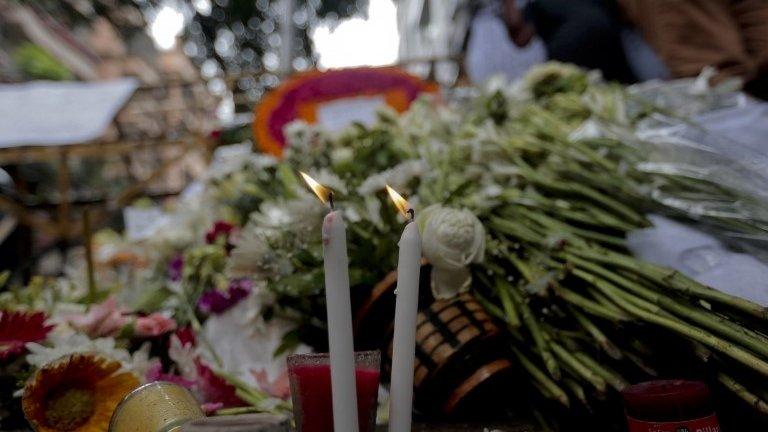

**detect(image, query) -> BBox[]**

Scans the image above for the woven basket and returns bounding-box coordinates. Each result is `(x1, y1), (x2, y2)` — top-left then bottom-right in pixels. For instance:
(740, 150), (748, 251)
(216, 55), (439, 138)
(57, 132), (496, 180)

(355, 265), (515, 416)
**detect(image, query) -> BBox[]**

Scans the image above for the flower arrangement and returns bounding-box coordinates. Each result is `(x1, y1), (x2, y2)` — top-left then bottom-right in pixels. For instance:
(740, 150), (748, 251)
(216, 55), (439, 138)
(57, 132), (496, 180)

(2, 63), (768, 430)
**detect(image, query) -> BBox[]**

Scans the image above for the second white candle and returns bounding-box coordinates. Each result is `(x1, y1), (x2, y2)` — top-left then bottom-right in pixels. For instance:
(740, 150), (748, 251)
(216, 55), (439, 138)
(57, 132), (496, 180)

(388, 218), (422, 432)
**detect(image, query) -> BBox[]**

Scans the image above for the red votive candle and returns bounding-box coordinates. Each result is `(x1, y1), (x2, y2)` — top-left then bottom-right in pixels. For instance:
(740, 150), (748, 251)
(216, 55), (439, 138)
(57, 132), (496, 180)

(288, 351), (380, 432)
(622, 380), (720, 432)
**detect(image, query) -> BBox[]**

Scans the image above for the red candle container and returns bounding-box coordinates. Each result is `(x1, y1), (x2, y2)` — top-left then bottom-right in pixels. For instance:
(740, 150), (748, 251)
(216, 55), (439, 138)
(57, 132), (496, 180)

(287, 350), (381, 432)
(621, 380), (720, 432)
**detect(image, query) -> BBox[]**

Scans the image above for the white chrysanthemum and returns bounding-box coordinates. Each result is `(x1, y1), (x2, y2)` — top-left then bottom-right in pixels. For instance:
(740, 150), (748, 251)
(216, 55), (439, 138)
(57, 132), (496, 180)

(418, 204), (486, 299)
(283, 120), (317, 143)
(313, 169), (349, 196)
(356, 160), (427, 195)
(283, 120), (327, 161)
(331, 147), (354, 167)
(363, 196), (384, 228)
(255, 195), (325, 229)
(206, 143), (278, 180)
(228, 194), (326, 279)
(227, 227), (293, 279)
(251, 195), (326, 233)
(10, 278), (88, 319)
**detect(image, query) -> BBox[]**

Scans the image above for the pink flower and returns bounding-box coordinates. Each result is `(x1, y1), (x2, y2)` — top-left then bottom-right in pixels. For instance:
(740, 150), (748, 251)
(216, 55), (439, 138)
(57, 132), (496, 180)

(251, 368), (291, 400)
(66, 297), (129, 337)
(134, 313), (177, 337)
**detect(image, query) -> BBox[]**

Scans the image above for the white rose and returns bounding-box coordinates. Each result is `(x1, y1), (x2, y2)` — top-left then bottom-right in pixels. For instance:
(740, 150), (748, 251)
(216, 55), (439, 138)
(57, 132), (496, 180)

(418, 205), (486, 299)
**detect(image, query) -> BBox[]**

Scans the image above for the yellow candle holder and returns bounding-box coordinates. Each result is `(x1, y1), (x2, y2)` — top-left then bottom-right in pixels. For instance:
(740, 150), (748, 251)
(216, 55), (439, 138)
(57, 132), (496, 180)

(109, 381), (204, 432)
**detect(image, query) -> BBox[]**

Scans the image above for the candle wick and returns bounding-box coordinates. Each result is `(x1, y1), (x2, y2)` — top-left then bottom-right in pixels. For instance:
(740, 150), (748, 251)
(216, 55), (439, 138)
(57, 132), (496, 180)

(329, 192), (335, 210)
(407, 208), (415, 222)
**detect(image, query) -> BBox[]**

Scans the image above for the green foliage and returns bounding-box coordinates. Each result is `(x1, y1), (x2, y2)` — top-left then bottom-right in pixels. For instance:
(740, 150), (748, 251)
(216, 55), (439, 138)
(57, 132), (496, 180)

(13, 43), (72, 81)
(0, 271), (9, 290)
(526, 62), (589, 100)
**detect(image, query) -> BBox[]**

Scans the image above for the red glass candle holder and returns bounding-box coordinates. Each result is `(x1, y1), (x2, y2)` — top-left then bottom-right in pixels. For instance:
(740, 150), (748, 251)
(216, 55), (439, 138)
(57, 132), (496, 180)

(287, 350), (380, 432)
(622, 380), (720, 432)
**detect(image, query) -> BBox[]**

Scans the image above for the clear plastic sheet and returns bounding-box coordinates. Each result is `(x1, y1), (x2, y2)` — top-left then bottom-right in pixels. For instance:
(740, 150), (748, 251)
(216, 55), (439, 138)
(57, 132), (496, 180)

(626, 75), (768, 261)
(627, 67), (746, 118)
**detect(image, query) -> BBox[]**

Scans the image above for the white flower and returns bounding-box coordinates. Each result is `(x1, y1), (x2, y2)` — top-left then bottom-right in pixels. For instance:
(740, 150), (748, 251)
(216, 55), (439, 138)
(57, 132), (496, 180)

(356, 160), (427, 195)
(27, 332), (159, 383)
(169, 334), (198, 380)
(283, 120), (319, 144)
(206, 144), (278, 180)
(129, 342), (161, 382)
(228, 196), (325, 279)
(227, 226), (293, 279)
(418, 205), (486, 299)
(484, 74), (509, 94)
(200, 286), (311, 388)
(313, 169), (349, 196)
(331, 147), (354, 166)
(27, 332), (128, 368)
(363, 196), (384, 228)
(283, 120), (327, 163)
(255, 195), (325, 230)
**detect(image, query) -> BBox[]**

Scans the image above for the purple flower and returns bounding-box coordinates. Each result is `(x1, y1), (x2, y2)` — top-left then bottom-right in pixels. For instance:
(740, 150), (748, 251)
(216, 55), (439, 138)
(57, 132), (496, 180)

(168, 254), (184, 282)
(197, 279), (252, 315)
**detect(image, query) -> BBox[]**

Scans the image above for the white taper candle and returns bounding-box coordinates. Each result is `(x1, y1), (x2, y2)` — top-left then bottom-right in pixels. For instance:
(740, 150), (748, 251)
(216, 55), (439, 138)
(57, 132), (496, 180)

(322, 209), (360, 432)
(388, 219), (422, 432)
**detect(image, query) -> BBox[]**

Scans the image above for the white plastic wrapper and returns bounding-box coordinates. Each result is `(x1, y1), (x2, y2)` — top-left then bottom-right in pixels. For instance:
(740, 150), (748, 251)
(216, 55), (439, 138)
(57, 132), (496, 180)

(626, 72), (768, 262)
(628, 215), (768, 307)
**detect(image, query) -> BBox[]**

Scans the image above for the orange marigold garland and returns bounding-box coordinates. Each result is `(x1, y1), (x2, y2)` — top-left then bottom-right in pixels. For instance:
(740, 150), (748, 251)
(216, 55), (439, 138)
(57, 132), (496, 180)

(253, 67), (438, 156)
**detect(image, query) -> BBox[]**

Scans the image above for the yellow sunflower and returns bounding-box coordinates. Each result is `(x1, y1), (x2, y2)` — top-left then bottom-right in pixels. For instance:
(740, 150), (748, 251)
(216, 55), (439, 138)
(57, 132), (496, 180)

(22, 353), (139, 432)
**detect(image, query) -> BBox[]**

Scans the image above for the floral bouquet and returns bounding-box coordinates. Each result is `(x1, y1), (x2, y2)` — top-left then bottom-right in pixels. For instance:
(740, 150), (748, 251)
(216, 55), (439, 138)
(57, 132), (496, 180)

(2, 62), (768, 430)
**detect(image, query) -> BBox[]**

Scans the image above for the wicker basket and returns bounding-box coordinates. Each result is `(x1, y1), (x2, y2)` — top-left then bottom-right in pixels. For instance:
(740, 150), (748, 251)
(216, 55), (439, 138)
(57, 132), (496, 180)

(355, 265), (515, 416)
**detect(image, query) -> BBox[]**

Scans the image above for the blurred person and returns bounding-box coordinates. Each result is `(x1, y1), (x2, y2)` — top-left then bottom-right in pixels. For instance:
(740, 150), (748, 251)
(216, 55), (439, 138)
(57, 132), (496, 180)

(503, 0), (638, 82)
(619, 0), (768, 98)
(503, 0), (768, 97)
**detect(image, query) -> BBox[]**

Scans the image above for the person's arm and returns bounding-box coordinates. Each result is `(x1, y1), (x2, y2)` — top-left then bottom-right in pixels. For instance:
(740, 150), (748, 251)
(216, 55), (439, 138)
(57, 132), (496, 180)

(503, 0), (536, 47)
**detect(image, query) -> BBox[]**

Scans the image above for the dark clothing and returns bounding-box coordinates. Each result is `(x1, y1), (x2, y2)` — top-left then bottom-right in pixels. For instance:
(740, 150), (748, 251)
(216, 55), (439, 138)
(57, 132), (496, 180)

(525, 0), (637, 83)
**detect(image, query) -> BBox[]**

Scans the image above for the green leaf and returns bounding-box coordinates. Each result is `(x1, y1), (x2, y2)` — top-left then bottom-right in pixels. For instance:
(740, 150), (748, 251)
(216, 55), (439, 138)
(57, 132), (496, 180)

(273, 328), (301, 357)
(0, 271), (9, 290)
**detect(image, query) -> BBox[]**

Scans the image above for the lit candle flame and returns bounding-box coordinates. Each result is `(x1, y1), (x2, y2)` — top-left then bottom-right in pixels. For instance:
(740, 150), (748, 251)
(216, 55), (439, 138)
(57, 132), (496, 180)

(386, 185), (411, 219)
(300, 171), (332, 204)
